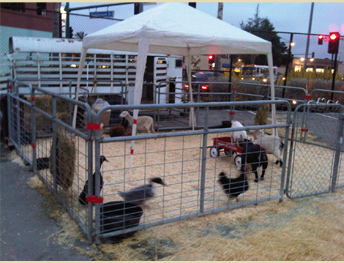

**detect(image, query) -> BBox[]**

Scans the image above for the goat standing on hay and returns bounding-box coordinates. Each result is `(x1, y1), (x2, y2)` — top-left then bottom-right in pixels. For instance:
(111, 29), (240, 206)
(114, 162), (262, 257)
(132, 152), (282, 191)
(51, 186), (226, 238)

(239, 139), (268, 183)
(253, 129), (284, 167)
(119, 111), (155, 134)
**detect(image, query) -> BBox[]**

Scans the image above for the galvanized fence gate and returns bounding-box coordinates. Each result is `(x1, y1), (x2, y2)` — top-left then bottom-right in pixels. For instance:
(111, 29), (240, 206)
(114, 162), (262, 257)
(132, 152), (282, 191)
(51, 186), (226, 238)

(5, 78), (344, 243)
(285, 102), (344, 198)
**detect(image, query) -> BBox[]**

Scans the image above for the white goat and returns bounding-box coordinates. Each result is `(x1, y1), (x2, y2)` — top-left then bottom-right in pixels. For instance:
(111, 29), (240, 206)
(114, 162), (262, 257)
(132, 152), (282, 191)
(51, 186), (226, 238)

(119, 111), (155, 133)
(253, 129), (284, 167)
(230, 120), (248, 143)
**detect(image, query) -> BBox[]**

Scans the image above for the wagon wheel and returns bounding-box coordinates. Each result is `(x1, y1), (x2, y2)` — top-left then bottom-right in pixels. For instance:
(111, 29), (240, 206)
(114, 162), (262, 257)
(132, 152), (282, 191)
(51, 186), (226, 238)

(234, 154), (242, 168)
(224, 149), (233, 157)
(210, 146), (220, 158)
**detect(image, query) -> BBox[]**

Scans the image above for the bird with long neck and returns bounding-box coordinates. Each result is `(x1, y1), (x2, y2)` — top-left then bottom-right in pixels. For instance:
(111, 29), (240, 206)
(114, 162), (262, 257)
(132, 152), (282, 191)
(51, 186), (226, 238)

(78, 155), (108, 205)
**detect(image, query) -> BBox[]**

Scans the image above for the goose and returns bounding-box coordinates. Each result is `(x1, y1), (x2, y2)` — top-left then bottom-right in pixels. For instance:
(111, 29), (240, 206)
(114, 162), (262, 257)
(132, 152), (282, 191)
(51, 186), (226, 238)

(118, 177), (166, 206)
(78, 155), (108, 205)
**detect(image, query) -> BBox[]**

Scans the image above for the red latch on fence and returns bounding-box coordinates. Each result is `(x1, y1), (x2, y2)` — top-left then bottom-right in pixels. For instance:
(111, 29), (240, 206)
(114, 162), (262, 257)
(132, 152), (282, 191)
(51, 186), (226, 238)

(31, 144), (36, 149)
(301, 128), (309, 132)
(86, 195), (104, 204)
(231, 87), (237, 91)
(305, 95), (311, 100)
(229, 112), (235, 115)
(7, 85), (12, 90)
(31, 97), (35, 102)
(87, 123), (101, 130)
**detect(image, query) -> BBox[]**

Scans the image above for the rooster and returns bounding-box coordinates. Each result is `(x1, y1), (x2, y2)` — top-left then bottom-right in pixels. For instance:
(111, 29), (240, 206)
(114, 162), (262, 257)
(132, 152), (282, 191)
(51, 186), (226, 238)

(218, 170), (249, 202)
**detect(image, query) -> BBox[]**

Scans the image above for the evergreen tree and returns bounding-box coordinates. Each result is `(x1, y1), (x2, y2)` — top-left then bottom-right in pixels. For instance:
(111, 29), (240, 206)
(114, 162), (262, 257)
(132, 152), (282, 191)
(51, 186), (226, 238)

(240, 4), (289, 66)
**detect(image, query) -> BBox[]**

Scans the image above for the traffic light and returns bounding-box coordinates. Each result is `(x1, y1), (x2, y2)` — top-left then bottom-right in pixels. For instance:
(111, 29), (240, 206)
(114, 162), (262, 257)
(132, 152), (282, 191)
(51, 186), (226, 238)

(208, 55), (214, 64)
(318, 34), (324, 45)
(328, 32), (340, 54)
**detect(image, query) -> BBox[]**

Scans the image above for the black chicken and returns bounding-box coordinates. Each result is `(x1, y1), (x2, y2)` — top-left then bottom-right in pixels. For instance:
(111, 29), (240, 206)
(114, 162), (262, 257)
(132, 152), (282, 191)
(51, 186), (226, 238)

(78, 155), (108, 205)
(218, 171), (249, 201)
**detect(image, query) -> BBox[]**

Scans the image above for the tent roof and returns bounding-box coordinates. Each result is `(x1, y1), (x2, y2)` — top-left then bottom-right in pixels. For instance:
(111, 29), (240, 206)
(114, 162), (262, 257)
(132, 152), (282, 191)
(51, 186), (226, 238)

(82, 2), (271, 56)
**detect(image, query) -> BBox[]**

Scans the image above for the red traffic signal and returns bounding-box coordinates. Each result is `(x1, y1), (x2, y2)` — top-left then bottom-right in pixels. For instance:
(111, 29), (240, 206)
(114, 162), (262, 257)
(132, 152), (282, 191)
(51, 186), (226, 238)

(318, 34), (324, 45)
(328, 32), (340, 54)
(208, 55), (214, 64)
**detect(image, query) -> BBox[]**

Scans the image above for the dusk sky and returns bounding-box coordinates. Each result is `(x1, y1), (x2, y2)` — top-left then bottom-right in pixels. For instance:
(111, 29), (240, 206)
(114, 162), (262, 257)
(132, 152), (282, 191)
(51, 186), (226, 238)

(63, 2), (344, 61)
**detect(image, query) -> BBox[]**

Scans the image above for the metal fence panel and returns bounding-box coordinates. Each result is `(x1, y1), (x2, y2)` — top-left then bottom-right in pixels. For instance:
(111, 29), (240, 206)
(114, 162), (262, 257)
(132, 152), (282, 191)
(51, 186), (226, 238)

(92, 102), (291, 241)
(285, 103), (344, 198)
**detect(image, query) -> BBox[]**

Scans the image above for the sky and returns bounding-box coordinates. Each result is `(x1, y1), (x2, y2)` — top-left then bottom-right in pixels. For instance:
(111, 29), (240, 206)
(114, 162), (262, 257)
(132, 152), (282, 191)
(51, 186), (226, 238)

(62, 2), (344, 61)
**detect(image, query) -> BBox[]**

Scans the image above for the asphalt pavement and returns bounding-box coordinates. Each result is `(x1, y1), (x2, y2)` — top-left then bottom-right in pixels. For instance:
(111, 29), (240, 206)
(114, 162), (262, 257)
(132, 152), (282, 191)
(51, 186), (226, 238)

(0, 142), (91, 261)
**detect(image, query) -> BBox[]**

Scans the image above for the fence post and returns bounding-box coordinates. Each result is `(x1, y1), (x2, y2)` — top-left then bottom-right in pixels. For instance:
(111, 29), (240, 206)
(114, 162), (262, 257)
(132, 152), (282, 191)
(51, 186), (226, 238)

(199, 105), (209, 213)
(87, 138), (94, 243)
(16, 82), (21, 148)
(31, 88), (37, 172)
(229, 86), (236, 121)
(94, 118), (102, 244)
(279, 106), (292, 201)
(52, 96), (58, 192)
(7, 81), (13, 146)
(330, 111), (344, 192)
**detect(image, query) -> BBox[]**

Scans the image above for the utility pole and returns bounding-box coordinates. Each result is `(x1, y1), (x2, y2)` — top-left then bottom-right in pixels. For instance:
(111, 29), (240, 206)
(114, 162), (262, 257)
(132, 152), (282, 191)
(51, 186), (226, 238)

(134, 3), (143, 14)
(303, 2), (314, 70)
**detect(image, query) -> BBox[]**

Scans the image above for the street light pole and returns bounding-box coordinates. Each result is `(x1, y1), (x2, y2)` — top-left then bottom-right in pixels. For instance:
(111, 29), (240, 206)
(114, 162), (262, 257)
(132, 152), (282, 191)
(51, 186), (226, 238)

(303, 2), (314, 71)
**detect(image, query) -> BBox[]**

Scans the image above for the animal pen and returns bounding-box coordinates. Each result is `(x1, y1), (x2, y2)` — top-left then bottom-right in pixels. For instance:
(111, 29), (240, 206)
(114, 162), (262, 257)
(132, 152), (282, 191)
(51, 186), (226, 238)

(6, 79), (344, 243)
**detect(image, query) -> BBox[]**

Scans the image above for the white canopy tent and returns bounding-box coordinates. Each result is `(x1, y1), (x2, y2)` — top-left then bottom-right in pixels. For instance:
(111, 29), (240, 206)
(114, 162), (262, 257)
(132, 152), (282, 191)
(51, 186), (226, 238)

(73, 2), (277, 158)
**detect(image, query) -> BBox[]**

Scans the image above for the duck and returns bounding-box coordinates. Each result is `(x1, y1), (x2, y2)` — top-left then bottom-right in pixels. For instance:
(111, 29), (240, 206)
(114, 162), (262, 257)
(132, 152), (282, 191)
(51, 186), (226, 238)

(78, 155), (108, 205)
(100, 201), (143, 238)
(118, 177), (166, 206)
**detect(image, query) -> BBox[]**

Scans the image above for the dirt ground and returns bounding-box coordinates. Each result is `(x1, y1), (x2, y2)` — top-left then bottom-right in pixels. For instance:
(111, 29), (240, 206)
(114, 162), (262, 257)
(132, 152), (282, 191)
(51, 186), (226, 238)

(28, 172), (344, 261)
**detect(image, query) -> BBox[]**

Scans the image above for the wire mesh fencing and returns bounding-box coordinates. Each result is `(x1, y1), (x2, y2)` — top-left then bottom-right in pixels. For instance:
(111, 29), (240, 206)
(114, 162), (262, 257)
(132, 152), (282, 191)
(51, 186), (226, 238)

(7, 78), (344, 243)
(92, 102), (291, 241)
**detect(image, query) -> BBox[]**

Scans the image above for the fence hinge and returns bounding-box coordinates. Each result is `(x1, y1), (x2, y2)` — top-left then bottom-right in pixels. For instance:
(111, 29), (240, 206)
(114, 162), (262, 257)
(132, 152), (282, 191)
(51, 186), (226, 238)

(86, 195), (103, 204)
(87, 123), (100, 130)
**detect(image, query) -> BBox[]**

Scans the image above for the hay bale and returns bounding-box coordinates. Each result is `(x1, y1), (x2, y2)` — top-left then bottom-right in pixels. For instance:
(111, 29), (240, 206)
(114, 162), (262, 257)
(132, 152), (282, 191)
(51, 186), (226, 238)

(50, 130), (76, 190)
(254, 103), (269, 125)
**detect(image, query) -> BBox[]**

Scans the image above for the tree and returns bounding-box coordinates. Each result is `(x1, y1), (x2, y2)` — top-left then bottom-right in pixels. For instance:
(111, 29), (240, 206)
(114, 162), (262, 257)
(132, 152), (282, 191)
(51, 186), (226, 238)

(240, 5), (289, 66)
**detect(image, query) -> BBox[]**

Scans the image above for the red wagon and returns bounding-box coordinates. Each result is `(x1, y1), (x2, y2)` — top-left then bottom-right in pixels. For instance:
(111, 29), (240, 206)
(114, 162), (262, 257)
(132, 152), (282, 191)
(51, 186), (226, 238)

(209, 137), (244, 167)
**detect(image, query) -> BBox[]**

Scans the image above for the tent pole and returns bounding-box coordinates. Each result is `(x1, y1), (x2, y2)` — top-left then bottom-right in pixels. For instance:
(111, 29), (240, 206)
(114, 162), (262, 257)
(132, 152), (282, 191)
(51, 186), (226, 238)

(130, 38), (150, 167)
(267, 52), (277, 136)
(72, 47), (88, 129)
(187, 47), (195, 129)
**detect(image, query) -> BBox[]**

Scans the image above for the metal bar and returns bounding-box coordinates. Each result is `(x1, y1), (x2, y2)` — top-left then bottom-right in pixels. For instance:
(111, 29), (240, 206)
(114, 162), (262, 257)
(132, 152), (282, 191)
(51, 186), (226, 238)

(101, 123), (290, 143)
(94, 124), (101, 244)
(87, 139), (94, 243)
(52, 97), (57, 193)
(279, 108), (292, 201)
(30, 88), (37, 173)
(331, 112), (344, 191)
(199, 106), (209, 213)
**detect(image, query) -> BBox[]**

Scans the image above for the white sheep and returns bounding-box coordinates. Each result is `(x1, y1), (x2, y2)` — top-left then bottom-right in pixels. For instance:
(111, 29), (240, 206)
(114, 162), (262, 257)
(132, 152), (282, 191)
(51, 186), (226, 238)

(253, 129), (284, 167)
(119, 111), (155, 133)
(230, 120), (248, 143)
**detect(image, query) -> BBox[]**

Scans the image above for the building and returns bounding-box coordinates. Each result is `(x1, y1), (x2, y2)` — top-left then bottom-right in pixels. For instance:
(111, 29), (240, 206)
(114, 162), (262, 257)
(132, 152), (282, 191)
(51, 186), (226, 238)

(0, 3), (61, 54)
(290, 56), (344, 77)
